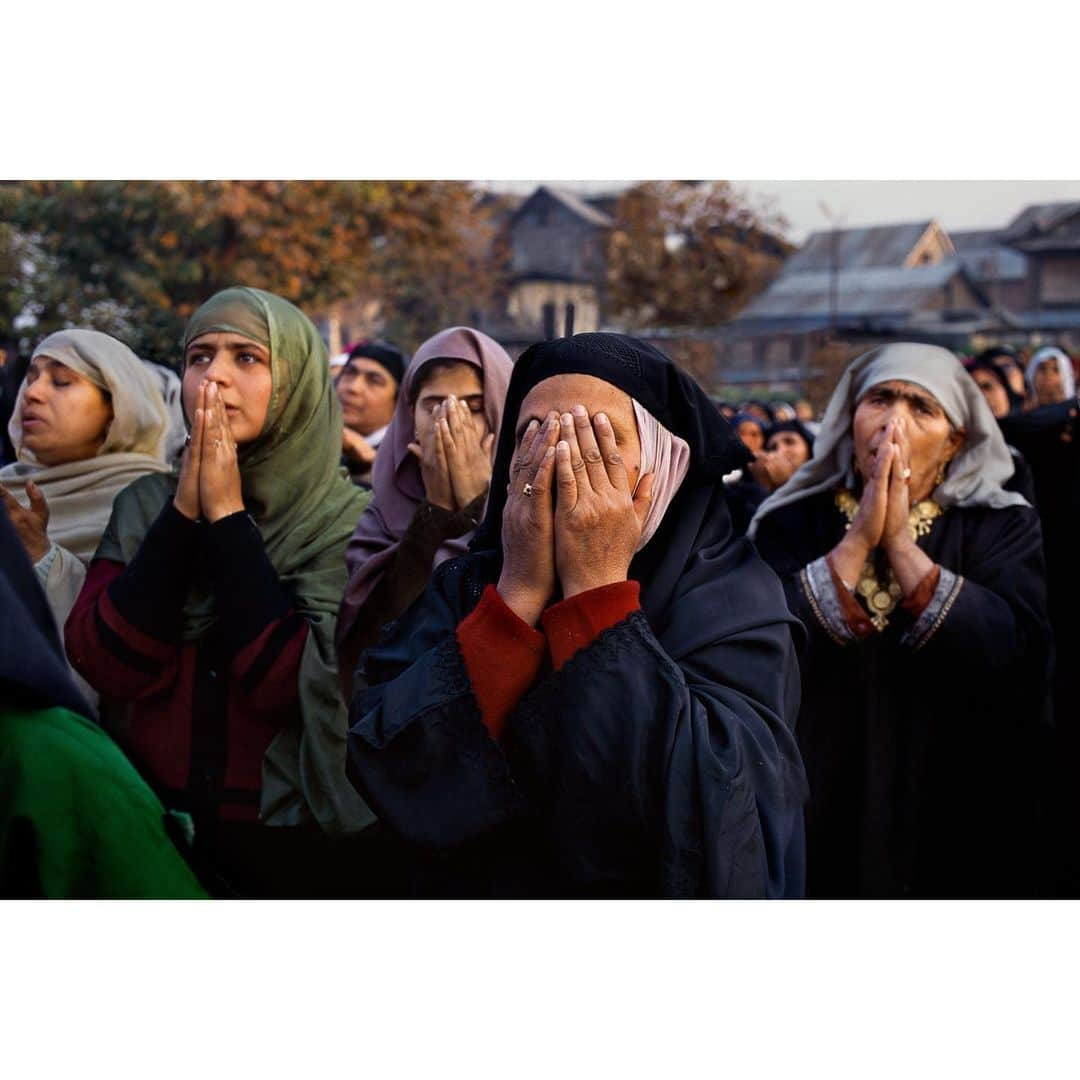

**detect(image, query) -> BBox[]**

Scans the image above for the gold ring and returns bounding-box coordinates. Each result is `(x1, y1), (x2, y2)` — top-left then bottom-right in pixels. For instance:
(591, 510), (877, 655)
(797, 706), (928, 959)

(522, 483), (534, 497)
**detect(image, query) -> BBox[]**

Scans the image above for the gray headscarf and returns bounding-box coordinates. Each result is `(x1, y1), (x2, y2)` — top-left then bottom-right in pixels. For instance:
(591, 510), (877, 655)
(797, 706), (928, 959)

(748, 342), (1028, 538)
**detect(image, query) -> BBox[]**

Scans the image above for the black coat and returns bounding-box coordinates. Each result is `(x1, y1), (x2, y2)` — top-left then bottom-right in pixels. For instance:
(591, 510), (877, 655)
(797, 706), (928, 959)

(754, 492), (1053, 898)
(345, 333), (808, 898)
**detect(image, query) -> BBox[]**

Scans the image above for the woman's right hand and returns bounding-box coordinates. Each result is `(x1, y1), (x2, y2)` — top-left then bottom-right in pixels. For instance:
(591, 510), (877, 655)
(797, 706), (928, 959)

(408, 401), (455, 511)
(829, 420), (895, 585)
(173, 382), (205, 521)
(497, 412), (559, 626)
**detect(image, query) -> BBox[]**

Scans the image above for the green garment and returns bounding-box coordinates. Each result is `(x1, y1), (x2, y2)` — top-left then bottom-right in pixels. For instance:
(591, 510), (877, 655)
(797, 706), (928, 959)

(97, 287), (374, 834)
(0, 706), (208, 898)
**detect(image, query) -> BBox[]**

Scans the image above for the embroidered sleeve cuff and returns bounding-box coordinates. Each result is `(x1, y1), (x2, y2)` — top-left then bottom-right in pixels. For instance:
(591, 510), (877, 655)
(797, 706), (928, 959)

(900, 564), (942, 621)
(801, 556), (867, 645)
(456, 585), (546, 742)
(900, 567), (963, 650)
(541, 580), (642, 671)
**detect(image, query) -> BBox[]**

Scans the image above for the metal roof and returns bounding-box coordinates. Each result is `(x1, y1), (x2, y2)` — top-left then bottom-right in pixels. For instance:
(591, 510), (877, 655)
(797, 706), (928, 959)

(1002, 201), (1080, 242)
(736, 259), (969, 322)
(783, 221), (935, 273)
(511, 185), (614, 229)
(949, 229), (1029, 282)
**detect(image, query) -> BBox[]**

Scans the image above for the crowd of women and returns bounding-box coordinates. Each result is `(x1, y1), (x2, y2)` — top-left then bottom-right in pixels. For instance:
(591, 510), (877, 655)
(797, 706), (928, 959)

(1, 283), (1076, 898)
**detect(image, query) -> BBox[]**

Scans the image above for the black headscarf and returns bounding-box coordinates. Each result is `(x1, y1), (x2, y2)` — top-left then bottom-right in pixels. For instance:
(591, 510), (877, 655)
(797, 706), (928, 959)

(474, 332), (751, 555)
(0, 502), (94, 720)
(346, 340), (407, 387)
(967, 354), (1026, 414)
(766, 418), (816, 453)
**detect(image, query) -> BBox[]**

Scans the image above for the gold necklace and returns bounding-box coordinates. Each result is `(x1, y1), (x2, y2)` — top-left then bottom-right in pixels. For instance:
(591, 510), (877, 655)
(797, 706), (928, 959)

(834, 489), (944, 630)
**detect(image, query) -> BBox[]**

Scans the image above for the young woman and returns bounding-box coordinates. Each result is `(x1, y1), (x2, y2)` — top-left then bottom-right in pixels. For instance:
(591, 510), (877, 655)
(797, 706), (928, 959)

(0, 329), (172, 705)
(336, 327), (512, 696)
(1027, 346), (1076, 408)
(344, 333), (807, 899)
(750, 343), (1052, 898)
(65, 287), (376, 897)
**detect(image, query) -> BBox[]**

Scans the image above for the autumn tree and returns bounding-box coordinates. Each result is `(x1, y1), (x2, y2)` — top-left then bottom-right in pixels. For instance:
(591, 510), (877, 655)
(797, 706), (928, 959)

(606, 181), (791, 330)
(2, 181), (504, 363)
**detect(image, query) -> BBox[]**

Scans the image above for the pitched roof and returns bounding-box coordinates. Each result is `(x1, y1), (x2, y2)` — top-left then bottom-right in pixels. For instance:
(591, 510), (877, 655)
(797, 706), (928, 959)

(1002, 201), (1080, 242)
(783, 221), (937, 273)
(735, 259), (974, 323)
(511, 185), (614, 229)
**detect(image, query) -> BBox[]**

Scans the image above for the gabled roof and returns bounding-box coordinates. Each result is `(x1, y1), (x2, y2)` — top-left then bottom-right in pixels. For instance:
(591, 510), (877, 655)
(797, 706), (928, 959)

(1001, 201), (1080, 242)
(735, 259), (978, 324)
(783, 221), (941, 274)
(510, 185), (614, 229)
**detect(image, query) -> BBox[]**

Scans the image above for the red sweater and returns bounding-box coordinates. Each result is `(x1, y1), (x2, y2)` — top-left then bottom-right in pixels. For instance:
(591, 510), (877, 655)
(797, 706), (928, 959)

(455, 581), (641, 741)
(65, 506), (308, 824)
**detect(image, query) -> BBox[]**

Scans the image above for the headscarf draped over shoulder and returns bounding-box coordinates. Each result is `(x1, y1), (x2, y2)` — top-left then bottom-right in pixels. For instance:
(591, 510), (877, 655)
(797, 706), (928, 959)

(748, 342), (1028, 538)
(97, 287), (373, 835)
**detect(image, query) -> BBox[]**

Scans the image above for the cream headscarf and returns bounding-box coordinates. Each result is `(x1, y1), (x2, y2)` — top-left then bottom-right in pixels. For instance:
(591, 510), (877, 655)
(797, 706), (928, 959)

(1, 329), (172, 562)
(1026, 346), (1076, 400)
(748, 342), (1029, 539)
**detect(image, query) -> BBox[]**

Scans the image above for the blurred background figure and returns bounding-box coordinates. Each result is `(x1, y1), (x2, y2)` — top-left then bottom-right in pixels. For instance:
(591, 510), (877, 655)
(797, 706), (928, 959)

(337, 327), (512, 698)
(335, 340), (407, 488)
(732, 411), (766, 454)
(741, 399), (775, 425)
(0, 329), (173, 707)
(1027, 346), (1076, 407)
(726, 419), (815, 535)
(772, 402), (797, 422)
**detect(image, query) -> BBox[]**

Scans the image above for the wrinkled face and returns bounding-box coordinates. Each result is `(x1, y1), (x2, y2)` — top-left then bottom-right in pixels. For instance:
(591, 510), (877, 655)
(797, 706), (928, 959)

(412, 362), (486, 447)
(336, 356), (399, 435)
(972, 369), (1011, 419)
(852, 379), (965, 502)
(765, 430), (811, 476)
(736, 420), (764, 454)
(19, 357), (114, 465)
(182, 332), (274, 445)
(515, 373), (642, 491)
(1033, 358), (1066, 405)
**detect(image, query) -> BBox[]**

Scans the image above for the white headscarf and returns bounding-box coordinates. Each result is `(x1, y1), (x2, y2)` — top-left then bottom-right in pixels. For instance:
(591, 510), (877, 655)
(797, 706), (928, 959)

(1, 329), (172, 561)
(1026, 346), (1076, 400)
(748, 342), (1028, 538)
(631, 399), (691, 550)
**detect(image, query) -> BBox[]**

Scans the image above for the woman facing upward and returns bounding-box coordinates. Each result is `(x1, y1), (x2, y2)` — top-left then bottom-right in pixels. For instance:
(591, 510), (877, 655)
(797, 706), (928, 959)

(65, 287), (373, 897)
(0, 331), (172, 667)
(336, 327), (512, 696)
(345, 332), (808, 899)
(750, 343), (1052, 898)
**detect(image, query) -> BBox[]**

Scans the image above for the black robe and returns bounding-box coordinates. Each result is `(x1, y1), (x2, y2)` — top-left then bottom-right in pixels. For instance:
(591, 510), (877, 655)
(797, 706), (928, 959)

(754, 492), (1053, 898)
(345, 333), (809, 898)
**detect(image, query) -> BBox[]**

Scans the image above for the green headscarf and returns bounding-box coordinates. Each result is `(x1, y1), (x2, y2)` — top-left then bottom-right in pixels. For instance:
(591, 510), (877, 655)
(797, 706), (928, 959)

(97, 287), (374, 835)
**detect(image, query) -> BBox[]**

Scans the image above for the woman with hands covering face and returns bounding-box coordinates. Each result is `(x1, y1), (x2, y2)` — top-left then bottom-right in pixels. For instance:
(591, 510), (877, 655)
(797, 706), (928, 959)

(345, 332), (808, 899)
(750, 343), (1052, 898)
(65, 287), (376, 898)
(337, 328), (512, 697)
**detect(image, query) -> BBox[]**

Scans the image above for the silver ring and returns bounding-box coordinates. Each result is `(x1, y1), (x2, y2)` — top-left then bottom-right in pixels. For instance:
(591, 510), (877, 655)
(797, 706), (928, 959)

(214, 439), (224, 448)
(901, 467), (912, 480)
(522, 483), (534, 497)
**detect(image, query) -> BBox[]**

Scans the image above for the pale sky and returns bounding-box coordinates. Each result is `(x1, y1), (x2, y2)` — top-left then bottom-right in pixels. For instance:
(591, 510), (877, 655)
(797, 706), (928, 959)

(483, 180), (1080, 244)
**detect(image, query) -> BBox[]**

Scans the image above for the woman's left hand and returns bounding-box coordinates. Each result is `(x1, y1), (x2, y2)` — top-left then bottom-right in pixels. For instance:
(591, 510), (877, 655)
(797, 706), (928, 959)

(441, 396), (495, 510)
(553, 405), (654, 599)
(881, 426), (912, 553)
(0, 481), (51, 563)
(199, 382), (245, 522)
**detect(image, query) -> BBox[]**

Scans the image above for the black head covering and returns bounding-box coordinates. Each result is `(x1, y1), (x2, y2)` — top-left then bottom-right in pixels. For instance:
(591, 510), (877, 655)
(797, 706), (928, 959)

(967, 355), (1026, 414)
(0, 503), (94, 720)
(765, 418), (816, 453)
(743, 398), (776, 424)
(346, 340), (407, 386)
(473, 332), (751, 554)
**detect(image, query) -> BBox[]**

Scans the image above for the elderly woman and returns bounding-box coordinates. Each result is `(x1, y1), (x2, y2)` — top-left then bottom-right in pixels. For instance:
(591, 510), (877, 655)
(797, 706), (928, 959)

(65, 287), (379, 898)
(1027, 346), (1076, 408)
(0, 330), (173, 705)
(344, 332), (808, 899)
(750, 343), (1052, 898)
(336, 328), (512, 697)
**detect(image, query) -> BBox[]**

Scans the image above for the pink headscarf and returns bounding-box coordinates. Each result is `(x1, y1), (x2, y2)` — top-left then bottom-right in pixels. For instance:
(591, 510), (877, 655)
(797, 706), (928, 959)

(631, 399), (691, 550)
(338, 327), (513, 642)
